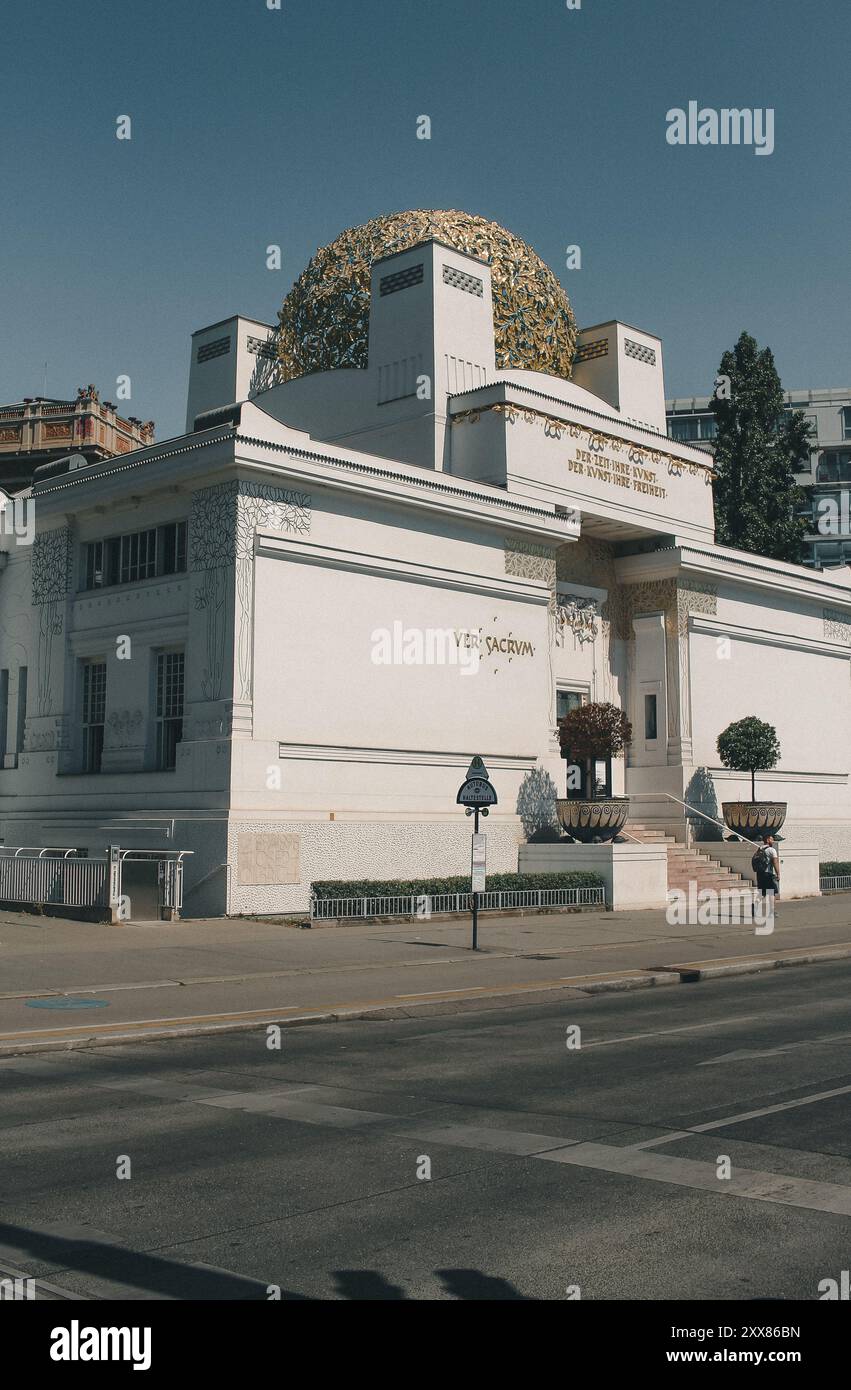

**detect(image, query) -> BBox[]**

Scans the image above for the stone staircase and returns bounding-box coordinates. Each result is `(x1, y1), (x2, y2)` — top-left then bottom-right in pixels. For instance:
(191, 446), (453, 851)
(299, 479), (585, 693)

(625, 821), (753, 898)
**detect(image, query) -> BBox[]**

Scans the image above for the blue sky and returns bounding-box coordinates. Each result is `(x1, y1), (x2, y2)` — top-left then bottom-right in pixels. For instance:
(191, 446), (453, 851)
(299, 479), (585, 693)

(1, 0), (848, 439)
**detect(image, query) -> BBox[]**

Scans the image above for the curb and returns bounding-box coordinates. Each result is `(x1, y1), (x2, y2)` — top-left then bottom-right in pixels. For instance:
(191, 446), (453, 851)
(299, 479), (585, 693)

(1, 945), (850, 1057)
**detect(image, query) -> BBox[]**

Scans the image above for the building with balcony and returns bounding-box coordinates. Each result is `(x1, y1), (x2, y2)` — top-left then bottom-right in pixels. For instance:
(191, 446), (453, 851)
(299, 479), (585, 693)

(666, 389), (851, 569)
(0, 386), (155, 492)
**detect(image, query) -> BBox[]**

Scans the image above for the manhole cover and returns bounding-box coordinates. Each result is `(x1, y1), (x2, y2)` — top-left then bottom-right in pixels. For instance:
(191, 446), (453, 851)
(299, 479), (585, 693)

(25, 998), (110, 1010)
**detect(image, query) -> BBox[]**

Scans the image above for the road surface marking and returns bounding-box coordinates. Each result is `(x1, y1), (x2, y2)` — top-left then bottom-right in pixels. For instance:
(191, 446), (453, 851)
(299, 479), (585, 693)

(632, 1081), (851, 1149)
(700, 1029), (851, 1065)
(536, 1142), (851, 1216)
(579, 1014), (762, 1049)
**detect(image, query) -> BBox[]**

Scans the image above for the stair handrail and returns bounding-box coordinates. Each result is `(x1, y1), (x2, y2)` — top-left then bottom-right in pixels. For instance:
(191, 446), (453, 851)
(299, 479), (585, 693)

(636, 792), (751, 845)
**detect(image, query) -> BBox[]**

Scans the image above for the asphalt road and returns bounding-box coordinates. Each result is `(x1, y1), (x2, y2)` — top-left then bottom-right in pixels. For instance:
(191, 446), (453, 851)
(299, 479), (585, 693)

(2, 961), (851, 1301)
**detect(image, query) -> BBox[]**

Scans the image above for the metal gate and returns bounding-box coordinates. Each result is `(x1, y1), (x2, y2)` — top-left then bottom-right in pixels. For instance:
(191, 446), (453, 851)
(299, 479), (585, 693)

(0, 847), (191, 920)
(0, 849), (109, 908)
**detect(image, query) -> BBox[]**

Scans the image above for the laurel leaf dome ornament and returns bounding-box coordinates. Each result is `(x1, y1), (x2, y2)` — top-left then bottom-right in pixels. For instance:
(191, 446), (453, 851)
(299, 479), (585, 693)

(263, 210), (577, 388)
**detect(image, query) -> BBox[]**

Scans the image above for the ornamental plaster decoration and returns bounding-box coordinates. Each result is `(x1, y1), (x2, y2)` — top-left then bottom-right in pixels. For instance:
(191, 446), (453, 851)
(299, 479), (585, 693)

(106, 708), (143, 748)
(503, 538), (557, 591)
(31, 527), (73, 717)
(824, 608), (851, 645)
(24, 717), (71, 753)
(619, 578), (718, 746)
(556, 537), (619, 706)
(252, 209), (577, 395)
(191, 482), (312, 704)
(556, 595), (599, 646)
(452, 406), (715, 483)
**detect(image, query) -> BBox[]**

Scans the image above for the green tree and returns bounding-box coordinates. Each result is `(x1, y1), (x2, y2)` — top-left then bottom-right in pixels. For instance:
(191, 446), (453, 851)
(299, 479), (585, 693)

(710, 332), (810, 562)
(716, 716), (781, 801)
(558, 701), (632, 798)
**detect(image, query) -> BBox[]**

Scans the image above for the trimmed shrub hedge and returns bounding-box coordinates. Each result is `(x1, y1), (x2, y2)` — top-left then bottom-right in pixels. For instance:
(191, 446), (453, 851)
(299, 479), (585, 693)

(311, 871), (604, 900)
(820, 862), (851, 877)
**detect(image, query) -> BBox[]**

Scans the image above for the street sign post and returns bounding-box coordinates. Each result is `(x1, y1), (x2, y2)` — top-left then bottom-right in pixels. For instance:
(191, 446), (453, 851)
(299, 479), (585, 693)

(456, 757), (498, 950)
(471, 833), (487, 894)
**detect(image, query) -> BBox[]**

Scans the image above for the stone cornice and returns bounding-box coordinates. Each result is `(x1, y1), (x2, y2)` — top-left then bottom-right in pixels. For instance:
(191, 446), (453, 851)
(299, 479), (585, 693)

(615, 543), (851, 607)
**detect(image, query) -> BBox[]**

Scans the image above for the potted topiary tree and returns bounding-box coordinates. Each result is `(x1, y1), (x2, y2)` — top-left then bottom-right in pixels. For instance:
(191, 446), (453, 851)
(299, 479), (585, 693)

(716, 716), (786, 840)
(556, 701), (633, 843)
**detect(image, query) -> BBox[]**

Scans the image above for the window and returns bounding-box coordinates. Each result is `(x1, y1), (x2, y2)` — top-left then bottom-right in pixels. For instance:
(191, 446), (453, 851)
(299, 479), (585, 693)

(155, 651), (184, 770)
(817, 452), (851, 484)
(843, 407), (851, 441)
(85, 540), (104, 589)
(557, 689), (587, 721)
(0, 669), (8, 759)
(15, 667), (26, 756)
(82, 521), (187, 591)
(120, 528), (156, 584)
(161, 521), (187, 576)
(644, 693), (658, 741)
(81, 662), (106, 773)
(669, 414), (716, 443)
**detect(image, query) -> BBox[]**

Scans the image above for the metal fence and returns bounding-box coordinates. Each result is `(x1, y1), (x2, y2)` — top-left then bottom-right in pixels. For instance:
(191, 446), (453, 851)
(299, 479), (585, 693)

(310, 885), (606, 921)
(820, 875), (851, 894)
(0, 853), (109, 908)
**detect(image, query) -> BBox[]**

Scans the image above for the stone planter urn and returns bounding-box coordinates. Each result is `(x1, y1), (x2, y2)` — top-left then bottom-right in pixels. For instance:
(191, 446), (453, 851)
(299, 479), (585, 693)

(556, 797), (630, 844)
(722, 801), (787, 841)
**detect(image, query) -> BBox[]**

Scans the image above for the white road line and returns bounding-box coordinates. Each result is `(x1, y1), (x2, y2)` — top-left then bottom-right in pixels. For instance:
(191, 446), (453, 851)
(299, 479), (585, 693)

(632, 1081), (851, 1149)
(396, 988), (486, 998)
(578, 1015), (762, 1049)
(700, 1030), (851, 1066)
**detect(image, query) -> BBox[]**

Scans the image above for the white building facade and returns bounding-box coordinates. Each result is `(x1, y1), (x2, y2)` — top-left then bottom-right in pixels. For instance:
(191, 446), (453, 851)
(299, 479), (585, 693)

(2, 216), (850, 917)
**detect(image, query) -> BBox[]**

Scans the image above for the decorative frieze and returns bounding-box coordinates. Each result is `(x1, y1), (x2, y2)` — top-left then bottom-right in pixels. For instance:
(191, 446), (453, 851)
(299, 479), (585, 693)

(31, 527), (73, 718)
(556, 595), (599, 645)
(824, 608), (851, 644)
(190, 482), (312, 705)
(31, 527), (73, 606)
(105, 708), (143, 748)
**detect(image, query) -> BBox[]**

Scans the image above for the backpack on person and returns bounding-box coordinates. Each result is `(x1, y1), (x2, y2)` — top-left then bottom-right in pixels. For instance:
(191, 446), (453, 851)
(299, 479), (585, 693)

(751, 844), (772, 875)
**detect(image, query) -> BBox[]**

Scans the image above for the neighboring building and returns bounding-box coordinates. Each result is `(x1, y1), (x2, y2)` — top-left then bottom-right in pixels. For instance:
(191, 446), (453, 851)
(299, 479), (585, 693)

(0, 211), (849, 918)
(0, 386), (155, 492)
(666, 389), (851, 569)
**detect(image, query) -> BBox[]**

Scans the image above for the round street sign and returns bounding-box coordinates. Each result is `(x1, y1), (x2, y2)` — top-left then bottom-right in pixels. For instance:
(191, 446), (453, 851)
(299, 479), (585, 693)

(456, 776), (498, 807)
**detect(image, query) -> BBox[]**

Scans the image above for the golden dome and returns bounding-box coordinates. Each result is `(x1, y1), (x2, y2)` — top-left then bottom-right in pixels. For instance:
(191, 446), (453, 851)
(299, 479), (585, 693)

(272, 209), (577, 384)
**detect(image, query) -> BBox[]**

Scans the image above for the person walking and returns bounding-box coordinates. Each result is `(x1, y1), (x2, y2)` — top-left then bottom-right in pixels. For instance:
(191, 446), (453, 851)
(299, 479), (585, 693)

(751, 835), (780, 916)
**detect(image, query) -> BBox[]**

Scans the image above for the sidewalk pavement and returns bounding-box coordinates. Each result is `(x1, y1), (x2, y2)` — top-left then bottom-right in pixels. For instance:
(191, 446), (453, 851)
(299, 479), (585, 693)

(0, 895), (849, 1054)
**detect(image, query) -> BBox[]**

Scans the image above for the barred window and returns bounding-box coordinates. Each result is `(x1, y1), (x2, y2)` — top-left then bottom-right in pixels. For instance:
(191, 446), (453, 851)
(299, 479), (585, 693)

(155, 651), (184, 771)
(81, 661), (106, 774)
(120, 528), (157, 584)
(82, 521), (187, 591)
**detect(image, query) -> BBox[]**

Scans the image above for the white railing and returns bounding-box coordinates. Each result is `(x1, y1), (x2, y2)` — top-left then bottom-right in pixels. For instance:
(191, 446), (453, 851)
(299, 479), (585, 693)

(0, 854), (109, 908)
(637, 792), (751, 844)
(310, 885), (605, 921)
(820, 875), (851, 893)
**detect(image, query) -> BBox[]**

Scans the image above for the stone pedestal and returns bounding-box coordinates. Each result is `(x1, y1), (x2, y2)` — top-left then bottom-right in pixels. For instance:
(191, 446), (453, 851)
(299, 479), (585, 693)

(695, 842), (821, 900)
(519, 842), (669, 911)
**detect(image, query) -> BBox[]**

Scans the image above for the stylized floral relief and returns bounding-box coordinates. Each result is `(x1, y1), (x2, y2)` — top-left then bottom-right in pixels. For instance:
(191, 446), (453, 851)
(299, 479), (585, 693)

(105, 709), (143, 748)
(24, 717), (70, 752)
(824, 608), (851, 644)
(503, 539), (557, 589)
(31, 527), (73, 717)
(31, 527), (73, 606)
(194, 569), (230, 702)
(454, 406), (714, 481)
(556, 596), (599, 646)
(190, 482), (312, 705)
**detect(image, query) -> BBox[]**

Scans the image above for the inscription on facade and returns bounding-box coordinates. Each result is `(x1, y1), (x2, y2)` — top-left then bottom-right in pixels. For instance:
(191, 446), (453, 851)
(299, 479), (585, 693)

(570, 447), (667, 499)
(237, 832), (300, 886)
